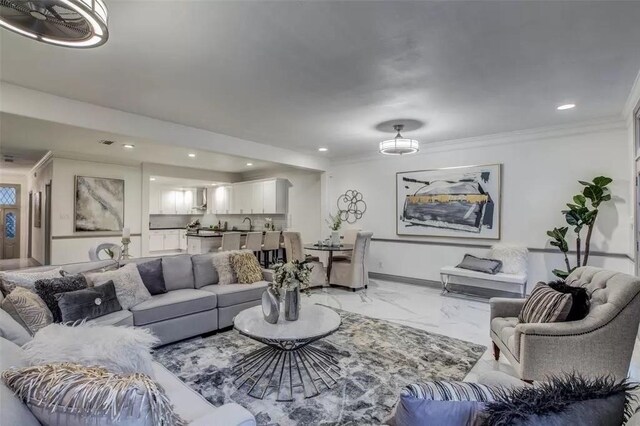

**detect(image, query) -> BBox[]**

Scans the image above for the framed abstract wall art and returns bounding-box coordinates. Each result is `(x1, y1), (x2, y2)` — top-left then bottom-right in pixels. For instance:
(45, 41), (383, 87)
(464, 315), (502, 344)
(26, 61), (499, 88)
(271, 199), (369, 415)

(396, 164), (501, 239)
(75, 176), (125, 232)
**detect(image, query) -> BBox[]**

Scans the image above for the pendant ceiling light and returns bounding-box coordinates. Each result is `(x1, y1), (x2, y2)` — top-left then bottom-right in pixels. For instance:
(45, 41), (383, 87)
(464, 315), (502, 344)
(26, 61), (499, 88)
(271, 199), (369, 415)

(0, 0), (108, 48)
(379, 124), (419, 155)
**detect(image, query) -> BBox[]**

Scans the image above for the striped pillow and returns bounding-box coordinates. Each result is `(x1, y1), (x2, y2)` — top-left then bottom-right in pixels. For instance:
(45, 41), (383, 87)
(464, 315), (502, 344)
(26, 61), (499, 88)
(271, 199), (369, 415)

(519, 282), (573, 323)
(401, 381), (497, 402)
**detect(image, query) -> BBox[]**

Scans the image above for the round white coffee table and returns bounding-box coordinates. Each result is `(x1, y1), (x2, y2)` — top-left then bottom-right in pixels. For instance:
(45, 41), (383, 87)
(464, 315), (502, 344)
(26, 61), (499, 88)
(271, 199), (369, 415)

(232, 305), (341, 401)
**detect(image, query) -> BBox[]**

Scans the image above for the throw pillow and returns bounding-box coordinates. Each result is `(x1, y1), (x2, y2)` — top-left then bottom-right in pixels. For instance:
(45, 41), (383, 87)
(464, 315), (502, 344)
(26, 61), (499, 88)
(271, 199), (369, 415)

(480, 374), (638, 426)
(137, 259), (167, 295)
(86, 263), (152, 310)
(23, 322), (159, 376)
(1, 363), (184, 426)
(519, 282), (573, 324)
(456, 254), (503, 275)
(548, 280), (591, 321)
(389, 381), (497, 426)
(34, 274), (88, 322)
(212, 252), (237, 285)
(0, 307), (32, 346)
(0, 268), (62, 295)
(1, 287), (53, 335)
(487, 244), (528, 274)
(55, 281), (123, 323)
(230, 250), (263, 284)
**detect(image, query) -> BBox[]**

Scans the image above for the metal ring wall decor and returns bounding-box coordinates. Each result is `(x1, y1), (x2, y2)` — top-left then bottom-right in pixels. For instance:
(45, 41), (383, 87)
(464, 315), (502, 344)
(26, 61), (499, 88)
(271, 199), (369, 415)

(337, 190), (367, 224)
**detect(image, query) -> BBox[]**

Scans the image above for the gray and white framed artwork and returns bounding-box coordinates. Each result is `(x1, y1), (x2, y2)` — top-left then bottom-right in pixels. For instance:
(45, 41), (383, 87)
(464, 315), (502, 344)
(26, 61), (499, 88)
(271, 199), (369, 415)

(75, 176), (125, 232)
(397, 164), (501, 239)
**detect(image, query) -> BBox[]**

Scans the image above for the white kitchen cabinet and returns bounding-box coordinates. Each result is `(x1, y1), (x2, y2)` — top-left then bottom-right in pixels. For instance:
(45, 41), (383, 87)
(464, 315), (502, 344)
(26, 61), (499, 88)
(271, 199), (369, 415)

(262, 180), (277, 214)
(252, 182), (264, 214)
(232, 182), (253, 214)
(160, 190), (177, 214)
(212, 185), (232, 214)
(149, 231), (165, 251)
(164, 230), (180, 250)
(179, 230), (187, 251)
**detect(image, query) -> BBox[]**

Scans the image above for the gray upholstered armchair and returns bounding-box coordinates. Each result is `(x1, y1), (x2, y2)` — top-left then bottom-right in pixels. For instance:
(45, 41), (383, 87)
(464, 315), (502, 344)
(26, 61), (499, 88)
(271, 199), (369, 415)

(490, 266), (640, 382)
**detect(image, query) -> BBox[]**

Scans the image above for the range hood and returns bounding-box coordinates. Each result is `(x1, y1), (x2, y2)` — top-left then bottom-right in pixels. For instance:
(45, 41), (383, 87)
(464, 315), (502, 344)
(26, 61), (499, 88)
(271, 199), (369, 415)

(192, 188), (207, 211)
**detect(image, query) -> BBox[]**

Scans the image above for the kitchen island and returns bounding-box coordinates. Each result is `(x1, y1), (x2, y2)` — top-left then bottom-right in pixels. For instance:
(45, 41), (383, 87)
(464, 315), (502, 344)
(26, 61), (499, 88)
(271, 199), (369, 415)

(186, 230), (281, 254)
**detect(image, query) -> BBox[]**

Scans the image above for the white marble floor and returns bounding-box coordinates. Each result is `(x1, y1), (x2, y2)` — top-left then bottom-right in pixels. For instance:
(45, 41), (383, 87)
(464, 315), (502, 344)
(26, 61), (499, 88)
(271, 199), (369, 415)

(305, 278), (640, 383)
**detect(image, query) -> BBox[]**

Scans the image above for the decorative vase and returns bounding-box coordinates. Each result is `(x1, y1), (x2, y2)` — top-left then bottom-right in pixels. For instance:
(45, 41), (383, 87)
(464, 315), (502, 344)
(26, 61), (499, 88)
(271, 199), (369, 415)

(262, 288), (280, 324)
(284, 286), (300, 321)
(330, 231), (341, 246)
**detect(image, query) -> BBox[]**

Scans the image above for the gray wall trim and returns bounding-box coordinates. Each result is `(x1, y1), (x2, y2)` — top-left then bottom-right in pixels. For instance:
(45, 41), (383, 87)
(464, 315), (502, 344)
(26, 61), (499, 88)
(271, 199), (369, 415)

(369, 272), (441, 288)
(52, 234), (142, 240)
(371, 238), (632, 261)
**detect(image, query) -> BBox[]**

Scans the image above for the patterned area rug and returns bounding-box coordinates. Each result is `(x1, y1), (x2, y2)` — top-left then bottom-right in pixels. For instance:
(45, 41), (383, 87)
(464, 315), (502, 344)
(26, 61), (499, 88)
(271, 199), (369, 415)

(154, 307), (486, 425)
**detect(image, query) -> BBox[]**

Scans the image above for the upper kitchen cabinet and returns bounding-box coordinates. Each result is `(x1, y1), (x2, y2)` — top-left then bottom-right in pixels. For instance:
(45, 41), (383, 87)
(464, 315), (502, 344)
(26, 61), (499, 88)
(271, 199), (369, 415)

(149, 185), (202, 215)
(229, 179), (289, 214)
(211, 185), (232, 214)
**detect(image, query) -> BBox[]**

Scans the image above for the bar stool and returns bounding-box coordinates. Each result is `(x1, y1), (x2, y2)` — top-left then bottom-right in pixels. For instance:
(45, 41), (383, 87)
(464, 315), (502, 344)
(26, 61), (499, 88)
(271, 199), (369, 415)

(218, 232), (241, 252)
(261, 231), (281, 268)
(242, 232), (263, 261)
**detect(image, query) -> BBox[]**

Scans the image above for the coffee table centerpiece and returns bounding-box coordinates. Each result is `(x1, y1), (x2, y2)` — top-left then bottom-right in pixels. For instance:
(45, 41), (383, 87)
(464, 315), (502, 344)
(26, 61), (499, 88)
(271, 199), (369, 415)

(233, 305), (342, 401)
(270, 259), (313, 321)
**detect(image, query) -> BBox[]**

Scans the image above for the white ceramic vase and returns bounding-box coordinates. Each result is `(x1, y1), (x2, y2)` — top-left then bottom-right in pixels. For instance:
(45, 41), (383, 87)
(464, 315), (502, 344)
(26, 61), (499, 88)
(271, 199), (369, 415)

(330, 231), (341, 246)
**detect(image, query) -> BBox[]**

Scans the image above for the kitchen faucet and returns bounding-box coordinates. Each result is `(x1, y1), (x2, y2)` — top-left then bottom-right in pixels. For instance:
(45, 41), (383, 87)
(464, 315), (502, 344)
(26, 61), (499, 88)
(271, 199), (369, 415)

(243, 216), (253, 231)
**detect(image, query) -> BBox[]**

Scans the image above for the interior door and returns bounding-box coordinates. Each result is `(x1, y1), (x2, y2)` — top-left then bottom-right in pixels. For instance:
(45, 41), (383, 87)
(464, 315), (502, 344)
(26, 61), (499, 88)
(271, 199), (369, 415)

(0, 184), (20, 259)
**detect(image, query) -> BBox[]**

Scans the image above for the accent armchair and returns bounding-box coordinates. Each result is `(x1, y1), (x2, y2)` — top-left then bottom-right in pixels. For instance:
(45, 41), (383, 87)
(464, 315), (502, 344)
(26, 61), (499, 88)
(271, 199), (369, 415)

(490, 266), (640, 382)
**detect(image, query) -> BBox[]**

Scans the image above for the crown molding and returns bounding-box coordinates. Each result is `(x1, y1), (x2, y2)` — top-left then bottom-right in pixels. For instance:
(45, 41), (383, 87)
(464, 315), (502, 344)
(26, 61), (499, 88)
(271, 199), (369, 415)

(330, 117), (626, 166)
(28, 151), (54, 176)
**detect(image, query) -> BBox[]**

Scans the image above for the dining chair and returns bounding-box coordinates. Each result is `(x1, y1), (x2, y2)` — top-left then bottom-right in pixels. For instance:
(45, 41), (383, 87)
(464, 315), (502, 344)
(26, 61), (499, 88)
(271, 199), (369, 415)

(261, 231), (281, 268)
(334, 228), (361, 262)
(282, 231), (325, 287)
(242, 231), (263, 260)
(330, 231), (373, 291)
(218, 232), (241, 252)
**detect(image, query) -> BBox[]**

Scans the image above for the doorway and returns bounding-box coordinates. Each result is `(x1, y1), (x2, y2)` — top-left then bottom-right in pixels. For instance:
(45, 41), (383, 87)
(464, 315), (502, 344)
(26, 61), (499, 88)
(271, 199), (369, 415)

(0, 184), (21, 259)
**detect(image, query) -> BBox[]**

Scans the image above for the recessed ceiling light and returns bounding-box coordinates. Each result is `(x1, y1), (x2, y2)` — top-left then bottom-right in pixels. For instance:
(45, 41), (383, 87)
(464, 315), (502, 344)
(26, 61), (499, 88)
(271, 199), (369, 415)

(557, 103), (576, 110)
(246, 163), (253, 166)
(150, 177), (156, 181)
(122, 144), (135, 149)
(318, 147), (328, 152)
(188, 153), (196, 158)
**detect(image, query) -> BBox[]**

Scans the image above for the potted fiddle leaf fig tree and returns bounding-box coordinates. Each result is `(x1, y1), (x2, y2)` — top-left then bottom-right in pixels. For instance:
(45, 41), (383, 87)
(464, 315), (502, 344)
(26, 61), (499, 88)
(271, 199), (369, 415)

(547, 176), (612, 278)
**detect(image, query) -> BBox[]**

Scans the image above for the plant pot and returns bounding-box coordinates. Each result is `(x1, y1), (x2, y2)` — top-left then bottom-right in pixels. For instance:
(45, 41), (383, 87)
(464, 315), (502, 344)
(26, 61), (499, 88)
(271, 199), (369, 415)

(330, 231), (341, 246)
(284, 286), (300, 321)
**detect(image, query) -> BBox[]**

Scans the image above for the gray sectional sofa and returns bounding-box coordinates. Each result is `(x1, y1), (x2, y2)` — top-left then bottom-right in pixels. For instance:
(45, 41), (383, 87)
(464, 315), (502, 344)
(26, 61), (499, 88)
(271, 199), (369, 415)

(11, 253), (270, 346)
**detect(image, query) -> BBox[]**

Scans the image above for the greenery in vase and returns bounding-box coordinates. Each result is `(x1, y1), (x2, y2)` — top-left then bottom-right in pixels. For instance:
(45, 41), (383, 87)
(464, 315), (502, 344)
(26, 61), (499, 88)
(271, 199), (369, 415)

(271, 260), (313, 296)
(326, 213), (342, 231)
(547, 176), (612, 278)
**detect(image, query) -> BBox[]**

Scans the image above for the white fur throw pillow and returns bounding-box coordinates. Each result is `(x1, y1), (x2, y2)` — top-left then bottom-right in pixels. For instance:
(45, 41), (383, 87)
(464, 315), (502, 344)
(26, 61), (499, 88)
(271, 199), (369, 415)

(86, 263), (151, 310)
(212, 252), (238, 285)
(488, 244), (529, 274)
(23, 322), (159, 376)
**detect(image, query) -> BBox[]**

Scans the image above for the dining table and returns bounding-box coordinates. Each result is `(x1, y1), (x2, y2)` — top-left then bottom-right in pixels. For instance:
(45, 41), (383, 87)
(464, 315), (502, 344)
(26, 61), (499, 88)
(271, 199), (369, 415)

(303, 243), (354, 285)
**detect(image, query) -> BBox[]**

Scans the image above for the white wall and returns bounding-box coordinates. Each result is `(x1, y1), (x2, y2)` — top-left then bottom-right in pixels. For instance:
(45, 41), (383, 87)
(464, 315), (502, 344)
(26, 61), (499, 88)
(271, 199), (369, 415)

(242, 168), (323, 243)
(49, 157), (142, 265)
(27, 158), (53, 265)
(327, 121), (634, 288)
(0, 172), (29, 258)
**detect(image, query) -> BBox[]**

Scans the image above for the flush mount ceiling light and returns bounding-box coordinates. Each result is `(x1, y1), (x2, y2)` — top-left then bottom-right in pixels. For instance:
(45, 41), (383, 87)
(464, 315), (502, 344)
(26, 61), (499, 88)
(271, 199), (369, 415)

(149, 177), (156, 181)
(188, 153), (196, 158)
(318, 147), (328, 152)
(557, 103), (576, 110)
(122, 144), (134, 149)
(246, 162), (253, 166)
(379, 124), (419, 155)
(0, 0), (108, 48)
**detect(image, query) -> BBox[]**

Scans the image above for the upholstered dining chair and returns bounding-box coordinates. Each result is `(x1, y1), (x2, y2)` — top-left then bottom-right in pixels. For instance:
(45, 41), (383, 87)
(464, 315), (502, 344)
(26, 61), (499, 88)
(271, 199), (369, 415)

(218, 232), (241, 252)
(490, 266), (640, 382)
(241, 231), (263, 259)
(261, 231), (281, 268)
(282, 231), (326, 287)
(333, 228), (361, 262)
(330, 231), (372, 291)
